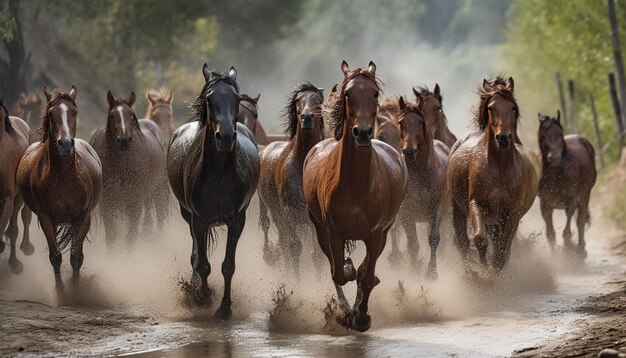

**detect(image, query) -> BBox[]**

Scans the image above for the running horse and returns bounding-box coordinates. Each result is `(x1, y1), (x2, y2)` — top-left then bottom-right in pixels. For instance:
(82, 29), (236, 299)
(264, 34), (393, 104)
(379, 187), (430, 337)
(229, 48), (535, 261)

(374, 96), (402, 151)
(167, 65), (260, 318)
(388, 96), (449, 278)
(0, 100), (33, 274)
(303, 61), (407, 331)
(145, 88), (175, 143)
(14, 93), (43, 128)
(90, 91), (167, 244)
(538, 111), (596, 256)
(447, 77), (538, 271)
(258, 83), (324, 272)
(16, 86), (102, 289)
(412, 84), (457, 148)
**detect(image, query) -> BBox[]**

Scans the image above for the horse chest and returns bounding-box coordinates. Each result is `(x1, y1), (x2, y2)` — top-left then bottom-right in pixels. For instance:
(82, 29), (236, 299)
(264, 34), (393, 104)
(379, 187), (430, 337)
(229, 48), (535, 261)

(35, 174), (88, 220)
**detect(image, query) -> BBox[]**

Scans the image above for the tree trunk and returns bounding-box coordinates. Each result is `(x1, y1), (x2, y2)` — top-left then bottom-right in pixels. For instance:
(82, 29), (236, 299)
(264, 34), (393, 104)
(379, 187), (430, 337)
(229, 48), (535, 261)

(609, 73), (625, 157)
(568, 79), (578, 134)
(609, 0), (626, 130)
(590, 94), (605, 170)
(556, 73), (568, 129)
(2, 0), (27, 108)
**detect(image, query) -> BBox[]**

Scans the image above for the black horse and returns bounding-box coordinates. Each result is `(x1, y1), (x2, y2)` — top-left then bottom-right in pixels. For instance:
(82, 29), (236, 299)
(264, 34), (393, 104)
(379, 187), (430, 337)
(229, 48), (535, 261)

(167, 64), (260, 319)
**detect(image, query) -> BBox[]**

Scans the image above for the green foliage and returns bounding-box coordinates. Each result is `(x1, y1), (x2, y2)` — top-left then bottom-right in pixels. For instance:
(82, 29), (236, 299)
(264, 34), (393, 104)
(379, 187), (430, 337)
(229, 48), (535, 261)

(608, 177), (626, 229)
(504, 0), (621, 162)
(0, 10), (15, 42)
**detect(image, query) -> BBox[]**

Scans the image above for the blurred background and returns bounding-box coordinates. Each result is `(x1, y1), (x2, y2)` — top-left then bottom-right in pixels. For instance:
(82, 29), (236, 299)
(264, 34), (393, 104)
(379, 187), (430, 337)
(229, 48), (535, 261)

(0, 0), (624, 164)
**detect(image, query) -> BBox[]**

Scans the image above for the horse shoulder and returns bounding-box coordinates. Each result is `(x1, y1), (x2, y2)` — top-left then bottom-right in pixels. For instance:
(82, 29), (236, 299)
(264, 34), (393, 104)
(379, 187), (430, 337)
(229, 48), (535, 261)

(8, 116), (31, 147)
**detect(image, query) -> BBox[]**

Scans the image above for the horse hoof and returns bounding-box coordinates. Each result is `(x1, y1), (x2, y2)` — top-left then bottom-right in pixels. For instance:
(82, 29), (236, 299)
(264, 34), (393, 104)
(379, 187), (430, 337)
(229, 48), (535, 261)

(215, 307), (232, 320)
(9, 258), (23, 275)
(20, 242), (35, 256)
(351, 313), (371, 332)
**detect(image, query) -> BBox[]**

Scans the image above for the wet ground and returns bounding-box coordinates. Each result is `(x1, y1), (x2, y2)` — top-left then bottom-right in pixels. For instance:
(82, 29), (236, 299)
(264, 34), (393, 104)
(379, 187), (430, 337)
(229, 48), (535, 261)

(1, 194), (625, 357)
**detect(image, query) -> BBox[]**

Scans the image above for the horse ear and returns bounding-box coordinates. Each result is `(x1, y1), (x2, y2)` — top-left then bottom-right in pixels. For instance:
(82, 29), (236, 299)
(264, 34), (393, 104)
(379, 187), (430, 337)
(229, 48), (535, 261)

(341, 60), (350, 75)
(69, 85), (77, 100)
(556, 110), (561, 123)
(368, 61), (376, 76)
(412, 87), (422, 101)
(482, 79), (489, 90)
(331, 83), (338, 93)
(434, 83), (442, 103)
(107, 90), (115, 107)
(146, 90), (157, 105)
(251, 93), (260, 104)
(43, 86), (51, 101)
(398, 96), (407, 110)
(506, 77), (515, 92)
(202, 63), (211, 82)
(228, 66), (237, 81)
(128, 91), (136, 106)
(538, 112), (543, 122)
(166, 90), (173, 104)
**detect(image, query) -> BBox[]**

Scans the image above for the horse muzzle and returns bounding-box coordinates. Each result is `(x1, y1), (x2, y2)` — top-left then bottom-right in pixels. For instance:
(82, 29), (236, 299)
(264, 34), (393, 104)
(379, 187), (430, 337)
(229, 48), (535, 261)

(116, 137), (132, 150)
(495, 133), (512, 150)
(301, 113), (314, 130)
(352, 125), (373, 147)
(402, 147), (418, 158)
(57, 137), (75, 155)
(215, 131), (237, 152)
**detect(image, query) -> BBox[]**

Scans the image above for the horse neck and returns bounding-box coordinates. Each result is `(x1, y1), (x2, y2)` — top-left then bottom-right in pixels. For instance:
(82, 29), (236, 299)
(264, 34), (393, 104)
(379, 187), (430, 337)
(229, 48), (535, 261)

(485, 124), (516, 166)
(337, 121), (372, 187)
(200, 123), (235, 169)
(45, 139), (76, 173)
(293, 125), (318, 160)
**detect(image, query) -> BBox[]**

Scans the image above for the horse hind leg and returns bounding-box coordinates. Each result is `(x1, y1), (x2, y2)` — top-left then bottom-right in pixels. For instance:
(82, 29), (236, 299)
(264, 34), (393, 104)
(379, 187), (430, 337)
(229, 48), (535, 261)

(70, 215), (91, 285)
(576, 198), (591, 258)
(386, 220), (403, 264)
(19, 205), (34, 255)
(215, 212), (246, 320)
(6, 198), (23, 274)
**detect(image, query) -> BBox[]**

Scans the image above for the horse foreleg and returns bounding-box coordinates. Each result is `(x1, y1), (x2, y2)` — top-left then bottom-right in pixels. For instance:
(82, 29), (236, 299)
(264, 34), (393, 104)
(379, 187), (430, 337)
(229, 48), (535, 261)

(352, 230), (386, 332)
(540, 199), (555, 249)
(329, 231), (356, 286)
(312, 221), (350, 311)
(427, 215), (441, 280)
(40, 214), (64, 291)
(0, 196), (13, 254)
(285, 224), (303, 278)
(576, 195), (591, 258)
(126, 202), (142, 244)
(102, 207), (117, 246)
(469, 200), (488, 267)
(400, 212), (419, 270)
(190, 215), (210, 294)
(452, 200), (469, 260)
(259, 198), (279, 265)
(142, 197), (155, 236)
(216, 212), (245, 320)
(154, 179), (170, 230)
(493, 222), (518, 271)
(19, 204), (34, 255)
(563, 200), (575, 249)
(386, 220), (402, 264)
(6, 196), (23, 274)
(70, 215), (91, 285)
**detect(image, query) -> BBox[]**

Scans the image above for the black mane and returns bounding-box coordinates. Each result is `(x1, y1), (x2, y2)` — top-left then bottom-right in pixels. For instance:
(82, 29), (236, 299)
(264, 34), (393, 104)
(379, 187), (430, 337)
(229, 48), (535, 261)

(189, 69), (239, 126)
(283, 82), (323, 138)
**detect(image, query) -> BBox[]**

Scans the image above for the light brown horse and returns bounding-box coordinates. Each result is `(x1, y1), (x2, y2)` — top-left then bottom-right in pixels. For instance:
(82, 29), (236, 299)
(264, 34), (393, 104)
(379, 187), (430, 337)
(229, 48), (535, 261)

(145, 88), (175, 143)
(236, 94), (288, 147)
(448, 77), (538, 271)
(0, 100), (33, 273)
(16, 86), (102, 289)
(374, 96), (402, 151)
(14, 93), (43, 128)
(413, 84), (457, 148)
(258, 83), (324, 273)
(90, 91), (167, 244)
(387, 96), (449, 278)
(303, 61), (407, 332)
(538, 111), (596, 256)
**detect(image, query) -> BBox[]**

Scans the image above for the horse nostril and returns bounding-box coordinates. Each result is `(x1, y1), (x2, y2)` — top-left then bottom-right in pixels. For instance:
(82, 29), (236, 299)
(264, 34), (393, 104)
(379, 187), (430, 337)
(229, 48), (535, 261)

(367, 127), (373, 138)
(495, 134), (501, 141)
(352, 126), (359, 138)
(507, 133), (513, 140)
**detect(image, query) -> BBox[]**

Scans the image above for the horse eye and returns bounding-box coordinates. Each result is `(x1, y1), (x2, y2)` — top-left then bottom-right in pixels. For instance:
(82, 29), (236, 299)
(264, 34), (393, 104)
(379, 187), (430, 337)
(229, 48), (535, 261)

(512, 107), (517, 112)
(374, 92), (379, 98)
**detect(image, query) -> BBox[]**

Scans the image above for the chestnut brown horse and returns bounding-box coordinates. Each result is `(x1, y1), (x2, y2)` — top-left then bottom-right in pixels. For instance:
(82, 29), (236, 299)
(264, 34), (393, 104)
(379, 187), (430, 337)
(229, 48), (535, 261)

(448, 77), (538, 271)
(237, 93), (288, 147)
(167, 65), (259, 319)
(374, 96), (402, 151)
(14, 93), (43, 128)
(413, 84), (457, 148)
(258, 83), (324, 272)
(146, 88), (175, 143)
(387, 96), (449, 278)
(538, 111), (596, 255)
(0, 100), (33, 273)
(303, 61), (407, 331)
(90, 91), (167, 244)
(16, 86), (102, 289)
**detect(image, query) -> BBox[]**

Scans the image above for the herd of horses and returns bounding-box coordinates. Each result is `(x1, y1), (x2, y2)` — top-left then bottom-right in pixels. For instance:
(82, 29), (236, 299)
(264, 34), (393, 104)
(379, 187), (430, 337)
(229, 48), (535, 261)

(0, 60), (597, 332)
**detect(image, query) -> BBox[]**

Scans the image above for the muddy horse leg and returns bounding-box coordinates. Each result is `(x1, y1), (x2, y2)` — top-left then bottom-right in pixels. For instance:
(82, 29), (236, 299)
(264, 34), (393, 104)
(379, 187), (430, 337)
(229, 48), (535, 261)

(400, 212), (419, 270)
(563, 201), (575, 249)
(312, 221), (350, 310)
(190, 214), (211, 294)
(426, 215), (441, 280)
(493, 222), (518, 271)
(259, 198), (279, 265)
(540, 199), (556, 249)
(285, 223), (303, 278)
(352, 230), (386, 332)
(386, 220), (402, 264)
(102, 205), (117, 246)
(40, 214), (64, 291)
(0, 195), (13, 253)
(215, 212), (245, 320)
(70, 215), (91, 285)
(154, 179), (170, 231)
(576, 194), (591, 257)
(329, 230), (356, 286)
(19, 204), (34, 255)
(6, 196), (23, 274)
(452, 200), (470, 260)
(469, 199), (488, 267)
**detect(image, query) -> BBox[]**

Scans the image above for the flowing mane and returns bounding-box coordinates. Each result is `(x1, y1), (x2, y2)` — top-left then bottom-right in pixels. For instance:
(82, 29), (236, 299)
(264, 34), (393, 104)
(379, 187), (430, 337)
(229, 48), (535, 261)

(395, 100), (424, 124)
(35, 90), (77, 142)
(283, 82), (323, 138)
(473, 77), (519, 131)
(189, 69), (239, 126)
(0, 99), (17, 136)
(325, 68), (382, 140)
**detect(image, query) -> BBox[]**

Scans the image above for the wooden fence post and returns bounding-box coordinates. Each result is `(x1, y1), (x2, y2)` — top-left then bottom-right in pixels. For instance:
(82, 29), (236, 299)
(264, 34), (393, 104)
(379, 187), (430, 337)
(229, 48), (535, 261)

(568, 80), (578, 134)
(609, 73), (624, 158)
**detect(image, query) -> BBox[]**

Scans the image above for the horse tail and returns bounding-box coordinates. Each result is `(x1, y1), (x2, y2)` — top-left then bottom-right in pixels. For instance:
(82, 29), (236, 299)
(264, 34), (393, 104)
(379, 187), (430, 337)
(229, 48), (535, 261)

(206, 226), (219, 256)
(55, 224), (77, 252)
(580, 136), (596, 162)
(344, 239), (356, 255)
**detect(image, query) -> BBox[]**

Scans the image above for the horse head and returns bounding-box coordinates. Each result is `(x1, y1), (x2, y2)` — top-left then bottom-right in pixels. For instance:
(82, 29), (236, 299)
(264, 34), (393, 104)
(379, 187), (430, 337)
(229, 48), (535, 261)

(477, 77), (518, 150)
(538, 110), (565, 166)
(106, 91), (138, 150)
(42, 85), (78, 156)
(397, 96), (429, 159)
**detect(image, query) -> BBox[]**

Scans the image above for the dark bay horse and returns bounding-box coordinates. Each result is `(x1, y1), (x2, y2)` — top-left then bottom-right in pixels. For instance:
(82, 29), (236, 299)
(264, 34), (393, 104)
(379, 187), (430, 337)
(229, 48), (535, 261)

(0, 100), (33, 273)
(90, 91), (167, 244)
(146, 88), (176, 143)
(388, 96), (449, 278)
(237, 93), (288, 147)
(447, 77), (538, 271)
(167, 65), (260, 319)
(538, 111), (596, 255)
(258, 83), (324, 272)
(16, 86), (102, 289)
(413, 84), (457, 148)
(14, 93), (43, 128)
(303, 61), (407, 331)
